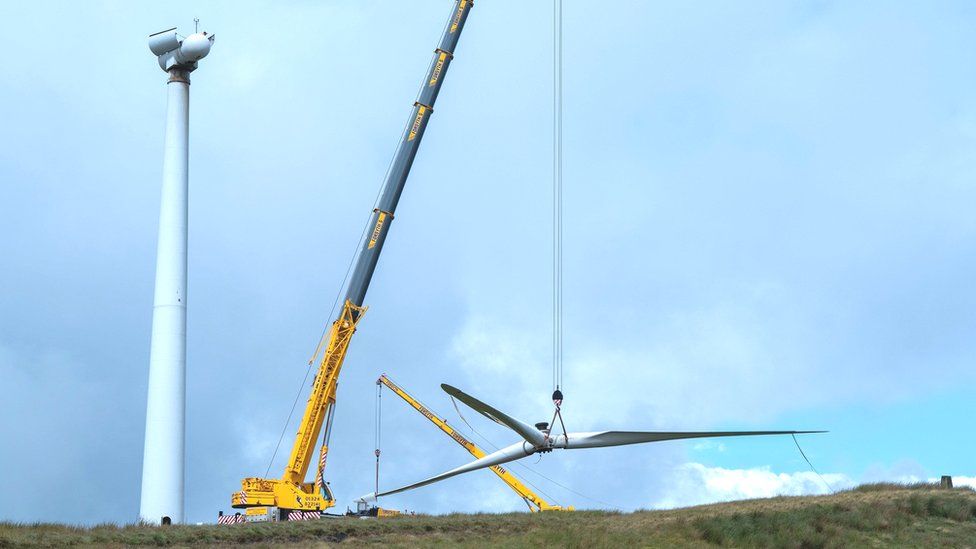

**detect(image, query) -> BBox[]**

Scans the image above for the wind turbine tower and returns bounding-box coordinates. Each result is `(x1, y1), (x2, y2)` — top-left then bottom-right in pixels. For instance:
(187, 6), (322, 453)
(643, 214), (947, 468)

(141, 25), (214, 526)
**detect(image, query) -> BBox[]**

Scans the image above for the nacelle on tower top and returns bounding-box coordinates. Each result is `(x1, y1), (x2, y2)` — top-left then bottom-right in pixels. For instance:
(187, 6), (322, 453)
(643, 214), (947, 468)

(149, 27), (214, 72)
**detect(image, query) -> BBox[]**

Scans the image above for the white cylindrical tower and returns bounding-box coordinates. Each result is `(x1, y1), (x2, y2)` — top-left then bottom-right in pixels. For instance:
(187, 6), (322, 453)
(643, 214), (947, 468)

(141, 27), (213, 526)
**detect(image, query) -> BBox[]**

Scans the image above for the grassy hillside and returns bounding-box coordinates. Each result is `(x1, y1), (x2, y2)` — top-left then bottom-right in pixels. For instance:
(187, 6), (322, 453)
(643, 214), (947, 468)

(3, 483), (975, 548)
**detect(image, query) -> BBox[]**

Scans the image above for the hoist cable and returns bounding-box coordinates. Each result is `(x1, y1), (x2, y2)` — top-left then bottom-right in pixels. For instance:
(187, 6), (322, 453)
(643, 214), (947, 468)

(375, 384), (382, 454)
(450, 397), (562, 507)
(792, 434), (833, 494)
(552, 0), (564, 393)
(309, 113), (412, 364)
(508, 460), (623, 511)
(264, 364), (314, 478)
(450, 396), (622, 511)
(266, 96), (415, 480)
(450, 395), (478, 434)
(506, 465), (561, 507)
(264, 210), (373, 479)
(375, 383), (383, 496)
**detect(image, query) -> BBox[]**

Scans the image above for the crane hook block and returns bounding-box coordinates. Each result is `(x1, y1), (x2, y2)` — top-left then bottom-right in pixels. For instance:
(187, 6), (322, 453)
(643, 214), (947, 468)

(551, 389), (563, 405)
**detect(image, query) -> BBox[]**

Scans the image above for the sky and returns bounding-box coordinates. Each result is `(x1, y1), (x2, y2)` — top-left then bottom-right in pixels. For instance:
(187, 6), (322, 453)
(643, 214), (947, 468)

(1, 0), (975, 525)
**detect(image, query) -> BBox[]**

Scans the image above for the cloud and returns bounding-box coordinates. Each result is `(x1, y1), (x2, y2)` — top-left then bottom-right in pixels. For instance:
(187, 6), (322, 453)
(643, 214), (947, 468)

(861, 459), (928, 485)
(448, 296), (828, 432)
(655, 463), (854, 509)
(448, 314), (551, 419)
(653, 462), (976, 511)
(0, 343), (144, 524)
(692, 441), (727, 452)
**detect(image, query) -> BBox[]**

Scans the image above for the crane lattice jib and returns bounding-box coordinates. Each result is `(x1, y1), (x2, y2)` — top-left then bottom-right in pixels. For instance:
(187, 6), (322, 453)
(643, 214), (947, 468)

(284, 301), (364, 484)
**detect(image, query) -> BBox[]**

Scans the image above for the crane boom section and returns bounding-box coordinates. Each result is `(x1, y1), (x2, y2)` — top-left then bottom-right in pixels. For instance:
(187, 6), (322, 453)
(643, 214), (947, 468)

(345, 0), (473, 309)
(232, 0), (474, 514)
(378, 375), (572, 512)
(285, 0), (473, 487)
(284, 301), (364, 484)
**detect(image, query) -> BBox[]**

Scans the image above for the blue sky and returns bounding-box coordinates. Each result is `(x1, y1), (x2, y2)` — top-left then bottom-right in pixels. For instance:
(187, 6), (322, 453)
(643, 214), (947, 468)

(1, 0), (974, 525)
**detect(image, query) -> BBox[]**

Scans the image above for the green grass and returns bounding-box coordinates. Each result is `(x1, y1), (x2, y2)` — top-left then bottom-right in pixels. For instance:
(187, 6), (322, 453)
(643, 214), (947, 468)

(2, 483), (975, 548)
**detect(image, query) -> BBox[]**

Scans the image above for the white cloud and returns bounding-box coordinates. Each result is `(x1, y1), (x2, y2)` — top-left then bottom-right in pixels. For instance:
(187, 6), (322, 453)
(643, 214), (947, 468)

(0, 343), (144, 523)
(692, 441), (727, 452)
(862, 459), (927, 485)
(652, 463), (976, 511)
(655, 463), (854, 509)
(448, 314), (552, 422)
(447, 298), (825, 432)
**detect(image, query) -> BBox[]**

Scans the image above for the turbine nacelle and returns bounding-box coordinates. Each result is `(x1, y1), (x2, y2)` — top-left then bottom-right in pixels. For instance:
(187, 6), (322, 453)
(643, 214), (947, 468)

(149, 27), (215, 72)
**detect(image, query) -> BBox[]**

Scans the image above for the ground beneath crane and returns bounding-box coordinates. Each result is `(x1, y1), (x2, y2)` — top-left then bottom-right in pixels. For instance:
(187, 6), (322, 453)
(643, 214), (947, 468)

(5, 484), (975, 547)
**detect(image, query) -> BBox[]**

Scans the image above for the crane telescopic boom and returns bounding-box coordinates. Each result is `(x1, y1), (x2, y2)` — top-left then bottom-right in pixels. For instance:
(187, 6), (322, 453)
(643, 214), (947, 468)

(228, 0), (474, 518)
(377, 375), (573, 512)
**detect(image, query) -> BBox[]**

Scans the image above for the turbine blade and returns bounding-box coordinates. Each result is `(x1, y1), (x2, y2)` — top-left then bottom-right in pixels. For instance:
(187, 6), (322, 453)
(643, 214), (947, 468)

(563, 430), (826, 449)
(368, 441), (532, 499)
(441, 384), (547, 447)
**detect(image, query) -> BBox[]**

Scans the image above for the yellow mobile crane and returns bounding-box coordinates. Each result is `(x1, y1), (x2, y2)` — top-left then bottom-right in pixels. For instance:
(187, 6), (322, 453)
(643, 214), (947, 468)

(377, 374), (573, 512)
(224, 0), (474, 522)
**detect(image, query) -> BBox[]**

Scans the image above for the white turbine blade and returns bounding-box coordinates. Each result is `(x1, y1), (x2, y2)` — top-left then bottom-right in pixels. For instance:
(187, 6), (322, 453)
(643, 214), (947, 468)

(561, 430), (826, 449)
(365, 441), (533, 500)
(441, 384), (547, 447)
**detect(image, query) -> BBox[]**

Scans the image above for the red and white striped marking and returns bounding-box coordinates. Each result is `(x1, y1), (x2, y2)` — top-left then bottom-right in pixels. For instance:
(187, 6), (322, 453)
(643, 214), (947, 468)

(287, 511), (321, 521)
(315, 447), (328, 489)
(239, 491), (247, 505)
(217, 514), (245, 525)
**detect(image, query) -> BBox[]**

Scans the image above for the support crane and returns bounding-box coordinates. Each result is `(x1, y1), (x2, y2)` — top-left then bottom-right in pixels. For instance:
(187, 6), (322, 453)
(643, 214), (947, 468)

(376, 374), (573, 512)
(226, 0), (474, 521)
